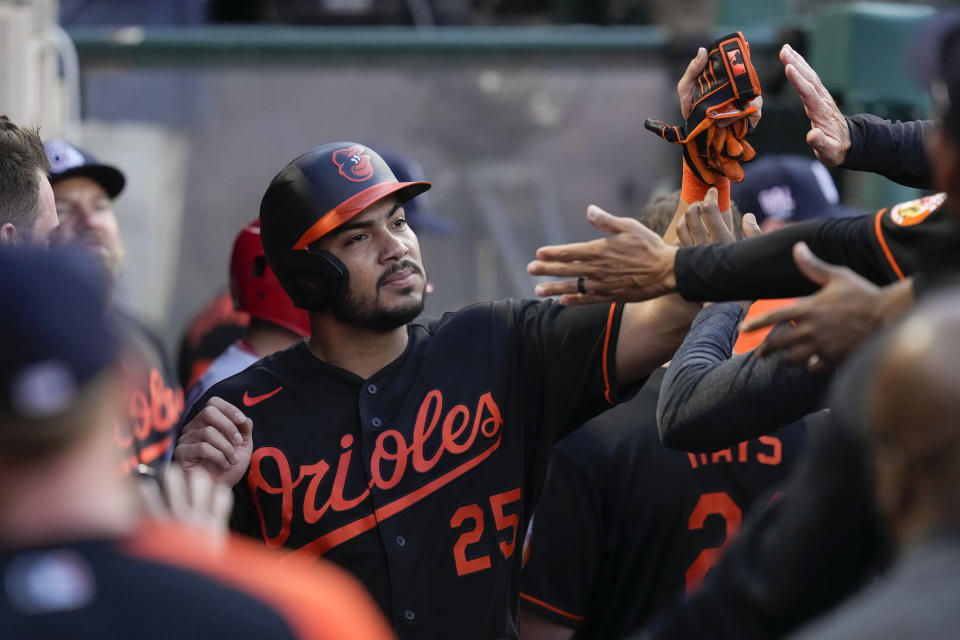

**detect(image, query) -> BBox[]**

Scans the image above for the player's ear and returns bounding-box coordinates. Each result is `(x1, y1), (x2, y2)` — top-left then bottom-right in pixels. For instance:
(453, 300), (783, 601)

(0, 222), (19, 245)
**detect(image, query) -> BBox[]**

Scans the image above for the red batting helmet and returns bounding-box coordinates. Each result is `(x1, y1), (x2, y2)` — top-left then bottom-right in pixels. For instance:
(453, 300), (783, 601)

(230, 221), (310, 337)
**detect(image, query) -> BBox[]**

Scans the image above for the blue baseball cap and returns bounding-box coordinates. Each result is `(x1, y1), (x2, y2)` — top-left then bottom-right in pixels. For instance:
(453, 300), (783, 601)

(379, 149), (456, 236)
(44, 139), (126, 199)
(0, 247), (118, 419)
(731, 155), (862, 225)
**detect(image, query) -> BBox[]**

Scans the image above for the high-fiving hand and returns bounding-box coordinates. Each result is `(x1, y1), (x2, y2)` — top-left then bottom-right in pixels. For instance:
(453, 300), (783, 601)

(780, 44), (851, 167)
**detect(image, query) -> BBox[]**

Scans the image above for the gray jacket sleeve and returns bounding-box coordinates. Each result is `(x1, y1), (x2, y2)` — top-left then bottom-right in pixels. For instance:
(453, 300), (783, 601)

(657, 303), (830, 452)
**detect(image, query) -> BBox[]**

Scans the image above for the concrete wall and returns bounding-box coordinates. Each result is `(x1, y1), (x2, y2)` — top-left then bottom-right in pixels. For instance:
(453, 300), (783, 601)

(78, 54), (675, 352)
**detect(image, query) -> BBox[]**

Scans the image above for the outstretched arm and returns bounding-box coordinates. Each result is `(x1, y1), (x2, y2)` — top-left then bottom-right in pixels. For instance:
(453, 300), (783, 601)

(656, 216), (830, 451)
(780, 44), (851, 167)
(612, 190), (739, 384)
(529, 213), (887, 306)
(528, 187), (739, 385)
(657, 306), (830, 452)
(843, 115), (935, 189)
(781, 43), (934, 187)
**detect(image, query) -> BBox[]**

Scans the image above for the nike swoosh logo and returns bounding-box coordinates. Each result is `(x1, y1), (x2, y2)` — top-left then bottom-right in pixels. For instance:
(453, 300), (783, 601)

(242, 386), (283, 407)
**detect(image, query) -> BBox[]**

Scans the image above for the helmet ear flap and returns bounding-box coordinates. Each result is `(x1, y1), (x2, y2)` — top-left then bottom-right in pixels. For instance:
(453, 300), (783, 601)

(293, 248), (349, 310)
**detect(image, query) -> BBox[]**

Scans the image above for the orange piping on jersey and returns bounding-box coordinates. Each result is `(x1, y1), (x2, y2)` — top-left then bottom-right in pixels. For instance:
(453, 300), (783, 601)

(602, 303), (616, 405)
(873, 209), (906, 280)
(120, 437), (173, 474)
(124, 522), (394, 640)
(187, 358), (213, 390)
(285, 434), (503, 561)
(519, 592), (587, 622)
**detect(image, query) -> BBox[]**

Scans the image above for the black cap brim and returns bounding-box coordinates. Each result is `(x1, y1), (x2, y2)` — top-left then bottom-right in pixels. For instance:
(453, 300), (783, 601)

(50, 164), (125, 199)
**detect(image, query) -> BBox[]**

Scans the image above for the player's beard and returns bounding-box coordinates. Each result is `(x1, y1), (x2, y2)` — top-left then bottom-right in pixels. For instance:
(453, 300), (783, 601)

(332, 259), (427, 331)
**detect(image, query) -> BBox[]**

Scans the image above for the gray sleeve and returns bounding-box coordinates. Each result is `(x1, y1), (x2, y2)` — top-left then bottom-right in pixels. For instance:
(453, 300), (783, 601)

(657, 303), (831, 452)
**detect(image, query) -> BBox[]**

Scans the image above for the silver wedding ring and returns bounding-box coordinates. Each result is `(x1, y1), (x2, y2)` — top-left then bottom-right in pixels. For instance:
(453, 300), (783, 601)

(577, 276), (587, 295)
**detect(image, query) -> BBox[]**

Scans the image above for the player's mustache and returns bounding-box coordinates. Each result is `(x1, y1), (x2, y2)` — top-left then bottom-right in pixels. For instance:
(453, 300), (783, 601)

(378, 260), (423, 287)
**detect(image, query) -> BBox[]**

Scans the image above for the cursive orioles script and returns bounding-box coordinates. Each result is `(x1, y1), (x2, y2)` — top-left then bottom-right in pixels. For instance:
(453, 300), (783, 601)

(248, 390), (504, 549)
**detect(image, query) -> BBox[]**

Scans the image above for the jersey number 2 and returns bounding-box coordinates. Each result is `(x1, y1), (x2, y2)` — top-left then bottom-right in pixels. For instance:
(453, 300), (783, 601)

(449, 488), (522, 576)
(685, 491), (742, 595)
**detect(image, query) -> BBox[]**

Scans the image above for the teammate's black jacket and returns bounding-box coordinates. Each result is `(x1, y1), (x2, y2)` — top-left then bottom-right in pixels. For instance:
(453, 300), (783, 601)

(674, 116), (955, 302)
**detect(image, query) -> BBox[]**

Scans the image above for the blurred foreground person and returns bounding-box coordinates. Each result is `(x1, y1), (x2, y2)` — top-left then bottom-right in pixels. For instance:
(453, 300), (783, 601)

(0, 247), (392, 640)
(791, 289), (960, 639)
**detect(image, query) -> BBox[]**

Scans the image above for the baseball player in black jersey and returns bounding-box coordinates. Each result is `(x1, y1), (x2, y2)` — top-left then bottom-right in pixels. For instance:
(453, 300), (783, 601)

(174, 140), (705, 638)
(519, 368), (808, 639)
(519, 198), (806, 639)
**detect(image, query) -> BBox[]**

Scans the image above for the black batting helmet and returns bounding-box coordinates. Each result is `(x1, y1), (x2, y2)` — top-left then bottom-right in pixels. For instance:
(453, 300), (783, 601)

(259, 142), (430, 310)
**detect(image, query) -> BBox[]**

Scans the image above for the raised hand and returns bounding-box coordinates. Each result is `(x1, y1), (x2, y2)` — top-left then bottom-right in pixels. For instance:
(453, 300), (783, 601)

(136, 463), (233, 544)
(678, 47), (709, 121)
(741, 212), (762, 239)
(173, 397), (253, 488)
(676, 187), (737, 246)
(528, 205), (678, 306)
(739, 242), (903, 371)
(780, 44), (851, 166)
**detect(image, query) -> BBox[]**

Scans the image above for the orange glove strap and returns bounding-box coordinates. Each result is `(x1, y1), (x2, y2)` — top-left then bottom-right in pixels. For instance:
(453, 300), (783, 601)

(681, 157), (730, 210)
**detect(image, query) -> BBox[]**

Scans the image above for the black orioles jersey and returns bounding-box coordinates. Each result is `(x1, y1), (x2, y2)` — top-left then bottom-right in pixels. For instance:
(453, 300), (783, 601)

(187, 299), (631, 639)
(112, 308), (184, 474)
(867, 193), (959, 289)
(520, 369), (808, 638)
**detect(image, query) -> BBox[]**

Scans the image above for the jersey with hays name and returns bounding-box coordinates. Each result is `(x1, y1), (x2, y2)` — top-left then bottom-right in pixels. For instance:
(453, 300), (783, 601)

(520, 367), (808, 638)
(186, 298), (632, 639)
